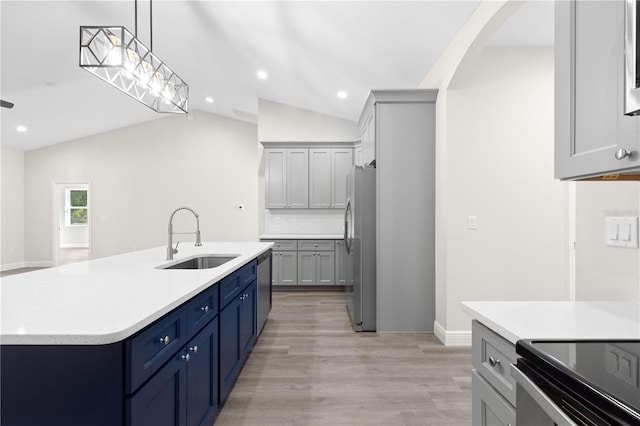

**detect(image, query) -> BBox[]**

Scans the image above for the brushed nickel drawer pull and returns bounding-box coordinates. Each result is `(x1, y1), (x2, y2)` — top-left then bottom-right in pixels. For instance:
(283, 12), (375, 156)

(159, 335), (170, 345)
(489, 356), (501, 367)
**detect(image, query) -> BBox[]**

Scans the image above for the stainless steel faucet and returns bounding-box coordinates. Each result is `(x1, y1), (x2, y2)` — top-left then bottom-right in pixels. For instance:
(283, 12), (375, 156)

(167, 206), (202, 260)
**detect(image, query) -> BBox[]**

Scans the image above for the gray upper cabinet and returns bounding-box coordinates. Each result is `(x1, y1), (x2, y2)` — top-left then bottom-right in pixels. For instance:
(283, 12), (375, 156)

(309, 149), (332, 208)
(265, 148), (309, 208)
(309, 148), (353, 209)
(556, 0), (640, 180)
(264, 142), (354, 209)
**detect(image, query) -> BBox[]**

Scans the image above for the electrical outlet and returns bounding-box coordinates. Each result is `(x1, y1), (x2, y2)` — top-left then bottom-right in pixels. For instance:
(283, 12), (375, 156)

(606, 344), (638, 387)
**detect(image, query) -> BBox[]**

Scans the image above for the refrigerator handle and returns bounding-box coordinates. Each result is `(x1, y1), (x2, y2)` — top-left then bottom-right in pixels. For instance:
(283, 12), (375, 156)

(344, 198), (352, 255)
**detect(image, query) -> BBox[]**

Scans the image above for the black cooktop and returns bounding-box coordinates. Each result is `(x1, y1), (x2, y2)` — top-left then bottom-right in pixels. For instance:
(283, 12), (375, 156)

(517, 340), (640, 424)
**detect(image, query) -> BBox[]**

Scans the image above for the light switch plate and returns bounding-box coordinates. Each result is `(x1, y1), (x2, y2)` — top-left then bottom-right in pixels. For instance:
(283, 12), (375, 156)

(605, 217), (638, 248)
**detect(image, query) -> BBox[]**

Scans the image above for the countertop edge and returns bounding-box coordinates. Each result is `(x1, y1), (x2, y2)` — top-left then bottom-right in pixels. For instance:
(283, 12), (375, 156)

(1, 243), (274, 346)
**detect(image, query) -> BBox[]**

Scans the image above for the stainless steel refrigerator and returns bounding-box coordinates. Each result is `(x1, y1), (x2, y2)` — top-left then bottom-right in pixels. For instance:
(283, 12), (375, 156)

(344, 164), (376, 331)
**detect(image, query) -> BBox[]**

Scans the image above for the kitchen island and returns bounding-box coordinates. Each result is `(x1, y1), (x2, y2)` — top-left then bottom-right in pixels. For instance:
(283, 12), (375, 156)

(1, 242), (272, 426)
(463, 301), (640, 425)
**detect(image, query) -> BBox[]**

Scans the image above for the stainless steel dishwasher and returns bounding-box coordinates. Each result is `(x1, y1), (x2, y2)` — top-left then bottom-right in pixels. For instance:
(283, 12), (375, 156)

(256, 250), (272, 335)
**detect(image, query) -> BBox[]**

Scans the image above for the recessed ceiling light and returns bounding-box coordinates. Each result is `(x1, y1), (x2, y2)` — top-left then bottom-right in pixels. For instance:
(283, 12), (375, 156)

(337, 90), (348, 99)
(257, 70), (268, 80)
(16, 125), (27, 132)
(205, 97), (214, 103)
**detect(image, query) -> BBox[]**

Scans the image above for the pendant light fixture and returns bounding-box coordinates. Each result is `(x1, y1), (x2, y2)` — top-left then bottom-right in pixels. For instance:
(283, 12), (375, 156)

(79, 0), (188, 113)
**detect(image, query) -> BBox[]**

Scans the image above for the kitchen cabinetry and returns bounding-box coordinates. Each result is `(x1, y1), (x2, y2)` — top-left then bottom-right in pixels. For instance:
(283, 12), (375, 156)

(358, 90), (436, 332)
(335, 240), (350, 285)
(555, 0), (640, 180)
(360, 107), (376, 165)
(269, 240), (298, 286)
(1, 256), (265, 426)
(309, 148), (353, 209)
(264, 148), (309, 208)
(127, 316), (218, 426)
(262, 239), (341, 286)
(298, 240), (335, 286)
(262, 142), (354, 209)
(471, 320), (516, 426)
(219, 263), (257, 403)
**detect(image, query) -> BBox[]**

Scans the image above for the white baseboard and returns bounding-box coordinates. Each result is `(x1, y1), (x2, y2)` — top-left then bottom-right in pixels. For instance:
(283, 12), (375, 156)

(60, 244), (89, 249)
(24, 261), (55, 268)
(1, 262), (26, 272)
(434, 321), (472, 346)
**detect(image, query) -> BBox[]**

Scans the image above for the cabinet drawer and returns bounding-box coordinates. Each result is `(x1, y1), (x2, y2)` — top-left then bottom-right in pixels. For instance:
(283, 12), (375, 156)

(186, 284), (218, 338)
(472, 320), (517, 406)
(126, 308), (188, 393)
(298, 240), (335, 251)
(220, 261), (257, 310)
(472, 370), (516, 426)
(263, 240), (297, 251)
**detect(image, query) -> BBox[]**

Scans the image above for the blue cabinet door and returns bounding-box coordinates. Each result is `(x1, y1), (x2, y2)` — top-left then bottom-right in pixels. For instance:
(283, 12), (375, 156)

(127, 353), (187, 426)
(240, 280), (257, 358)
(219, 296), (242, 403)
(186, 317), (219, 426)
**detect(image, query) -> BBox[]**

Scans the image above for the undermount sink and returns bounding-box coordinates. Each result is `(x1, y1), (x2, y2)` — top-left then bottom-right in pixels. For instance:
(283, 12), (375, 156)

(160, 255), (239, 270)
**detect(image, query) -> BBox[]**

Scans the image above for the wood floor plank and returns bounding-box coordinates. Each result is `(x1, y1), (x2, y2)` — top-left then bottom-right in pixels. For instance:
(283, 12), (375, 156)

(215, 291), (472, 425)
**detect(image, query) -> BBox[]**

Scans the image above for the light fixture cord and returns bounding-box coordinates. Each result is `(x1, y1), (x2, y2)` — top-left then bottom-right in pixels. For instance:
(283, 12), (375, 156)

(134, 0), (138, 37)
(150, 0), (153, 51)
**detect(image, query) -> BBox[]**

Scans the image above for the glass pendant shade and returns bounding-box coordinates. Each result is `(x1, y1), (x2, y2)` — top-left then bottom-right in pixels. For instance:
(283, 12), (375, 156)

(79, 26), (188, 113)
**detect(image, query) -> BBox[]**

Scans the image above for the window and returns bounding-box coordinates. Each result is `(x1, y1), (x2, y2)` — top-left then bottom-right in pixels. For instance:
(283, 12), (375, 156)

(66, 189), (88, 226)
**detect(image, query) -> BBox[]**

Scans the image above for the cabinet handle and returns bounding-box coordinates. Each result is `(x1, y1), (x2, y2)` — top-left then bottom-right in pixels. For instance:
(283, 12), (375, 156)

(159, 335), (170, 345)
(181, 353), (190, 362)
(615, 148), (633, 160)
(201, 305), (209, 313)
(189, 345), (198, 353)
(488, 356), (501, 367)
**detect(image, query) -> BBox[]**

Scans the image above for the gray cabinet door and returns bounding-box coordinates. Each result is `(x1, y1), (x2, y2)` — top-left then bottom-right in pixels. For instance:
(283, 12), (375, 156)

(555, 0), (640, 179)
(297, 252), (317, 285)
(472, 371), (516, 426)
(309, 149), (332, 208)
(316, 251), (335, 285)
(265, 149), (287, 208)
(331, 149), (353, 209)
(286, 149), (309, 208)
(279, 251), (298, 285)
(335, 240), (347, 285)
(271, 252), (281, 285)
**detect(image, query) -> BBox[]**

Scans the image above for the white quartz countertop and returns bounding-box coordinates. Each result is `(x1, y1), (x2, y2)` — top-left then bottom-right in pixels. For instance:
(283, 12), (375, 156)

(259, 234), (343, 240)
(0, 242), (273, 345)
(462, 301), (640, 345)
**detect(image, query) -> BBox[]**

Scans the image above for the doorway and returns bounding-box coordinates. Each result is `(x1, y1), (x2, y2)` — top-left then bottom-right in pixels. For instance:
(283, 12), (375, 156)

(53, 182), (91, 266)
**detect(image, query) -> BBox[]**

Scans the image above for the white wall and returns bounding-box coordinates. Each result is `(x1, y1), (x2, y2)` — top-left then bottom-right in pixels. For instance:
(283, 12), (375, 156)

(258, 99), (359, 142)
(575, 182), (640, 301)
(23, 111), (258, 263)
(437, 47), (570, 340)
(1, 148), (25, 269)
(257, 98), (359, 235)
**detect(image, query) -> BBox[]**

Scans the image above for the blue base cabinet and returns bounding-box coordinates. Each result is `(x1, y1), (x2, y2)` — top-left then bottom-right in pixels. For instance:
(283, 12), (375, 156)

(220, 279), (257, 403)
(127, 316), (219, 426)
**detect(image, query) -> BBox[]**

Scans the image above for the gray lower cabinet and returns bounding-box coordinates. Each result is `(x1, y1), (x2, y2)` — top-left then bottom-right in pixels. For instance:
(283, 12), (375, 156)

(555, 0), (640, 180)
(471, 320), (517, 426)
(335, 240), (349, 285)
(262, 239), (340, 286)
(273, 251), (297, 285)
(297, 251), (335, 285)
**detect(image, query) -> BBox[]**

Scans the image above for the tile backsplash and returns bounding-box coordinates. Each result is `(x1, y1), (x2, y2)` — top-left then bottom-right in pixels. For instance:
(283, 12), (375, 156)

(264, 209), (344, 235)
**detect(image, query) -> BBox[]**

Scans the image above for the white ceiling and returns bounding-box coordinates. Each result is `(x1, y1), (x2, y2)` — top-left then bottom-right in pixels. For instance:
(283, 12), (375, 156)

(0, 1), (553, 152)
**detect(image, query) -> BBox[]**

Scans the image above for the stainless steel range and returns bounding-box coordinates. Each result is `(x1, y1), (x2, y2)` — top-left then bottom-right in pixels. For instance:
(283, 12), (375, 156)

(513, 339), (640, 425)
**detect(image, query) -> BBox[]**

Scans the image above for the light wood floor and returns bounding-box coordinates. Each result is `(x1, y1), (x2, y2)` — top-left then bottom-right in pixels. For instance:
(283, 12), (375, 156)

(215, 291), (472, 426)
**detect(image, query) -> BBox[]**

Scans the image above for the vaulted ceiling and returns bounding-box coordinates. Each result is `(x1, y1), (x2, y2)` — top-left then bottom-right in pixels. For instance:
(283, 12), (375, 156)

(0, 1), (553, 151)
